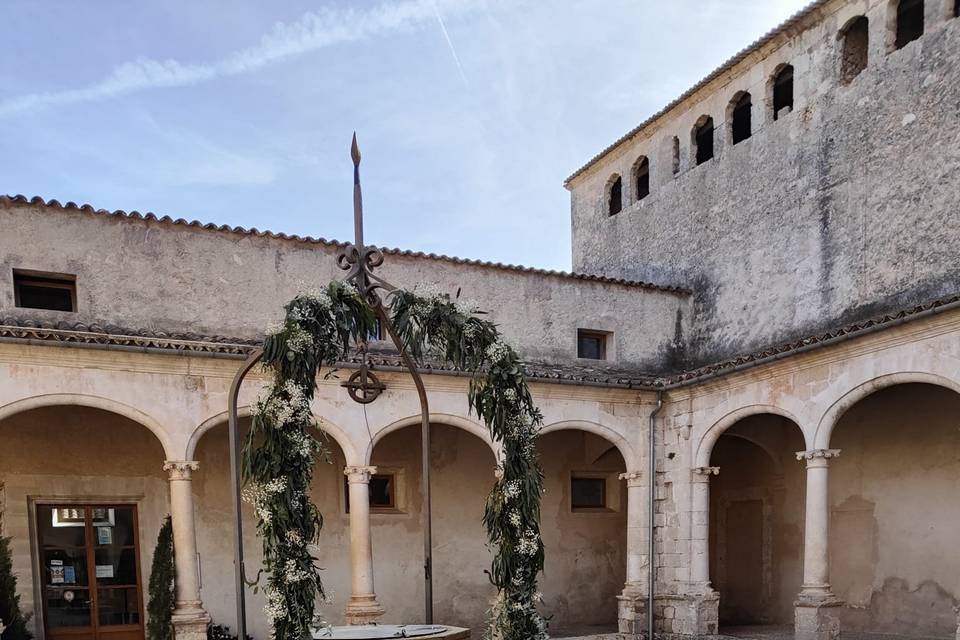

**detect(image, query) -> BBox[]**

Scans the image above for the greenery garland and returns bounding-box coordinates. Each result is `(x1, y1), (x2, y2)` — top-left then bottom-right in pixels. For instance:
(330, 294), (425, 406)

(243, 283), (546, 640)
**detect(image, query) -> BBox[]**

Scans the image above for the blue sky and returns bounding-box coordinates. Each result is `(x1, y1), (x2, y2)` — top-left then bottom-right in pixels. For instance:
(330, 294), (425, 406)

(1, 0), (810, 270)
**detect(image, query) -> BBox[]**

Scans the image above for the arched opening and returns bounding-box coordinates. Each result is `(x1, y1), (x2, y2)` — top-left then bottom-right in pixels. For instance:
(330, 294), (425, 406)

(0, 404), (169, 640)
(693, 116), (715, 165)
(632, 156), (650, 202)
(607, 175), (623, 216)
(367, 422), (497, 631)
(536, 428), (627, 637)
(671, 136), (681, 176)
(827, 383), (960, 637)
(729, 92), (752, 145)
(771, 65), (794, 121)
(893, 0), (925, 49)
(839, 16), (869, 84)
(707, 414), (805, 633)
(955, 0), (960, 18)
(192, 416), (353, 637)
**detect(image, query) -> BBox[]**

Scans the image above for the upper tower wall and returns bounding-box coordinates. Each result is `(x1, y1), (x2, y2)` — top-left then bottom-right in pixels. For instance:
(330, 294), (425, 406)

(568, 0), (960, 366)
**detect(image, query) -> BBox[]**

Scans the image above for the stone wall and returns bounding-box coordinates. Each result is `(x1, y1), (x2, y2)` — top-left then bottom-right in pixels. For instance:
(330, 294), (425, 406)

(0, 199), (689, 371)
(570, 0), (960, 366)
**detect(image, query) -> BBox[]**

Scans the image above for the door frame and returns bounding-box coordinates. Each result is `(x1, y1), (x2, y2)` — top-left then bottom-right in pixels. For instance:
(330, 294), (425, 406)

(28, 496), (145, 640)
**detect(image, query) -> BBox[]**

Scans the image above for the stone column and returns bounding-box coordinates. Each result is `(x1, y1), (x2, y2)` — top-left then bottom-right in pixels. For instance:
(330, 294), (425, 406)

(689, 467), (718, 591)
(794, 449), (842, 640)
(164, 461), (211, 640)
(343, 466), (385, 624)
(617, 471), (648, 635)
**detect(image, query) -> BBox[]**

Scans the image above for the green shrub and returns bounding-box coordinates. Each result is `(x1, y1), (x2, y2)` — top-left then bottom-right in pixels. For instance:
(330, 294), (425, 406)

(146, 516), (175, 640)
(0, 535), (32, 640)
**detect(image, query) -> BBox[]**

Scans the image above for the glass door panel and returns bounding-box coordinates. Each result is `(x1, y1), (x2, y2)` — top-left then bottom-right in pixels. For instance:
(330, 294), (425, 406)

(37, 505), (144, 640)
(93, 507), (141, 627)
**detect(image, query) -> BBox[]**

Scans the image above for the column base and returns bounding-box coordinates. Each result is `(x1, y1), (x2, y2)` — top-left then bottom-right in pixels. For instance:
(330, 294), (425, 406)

(618, 592), (719, 638)
(617, 588), (648, 637)
(172, 605), (212, 640)
(344, 594), (385, 625)
(794, 596), (841, 640)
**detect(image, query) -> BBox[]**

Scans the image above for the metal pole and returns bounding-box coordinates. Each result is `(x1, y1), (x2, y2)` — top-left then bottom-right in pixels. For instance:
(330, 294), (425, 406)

(648, 390), (662, 640)
(378, 307), (433, 623)
(228, 348), (263, 640)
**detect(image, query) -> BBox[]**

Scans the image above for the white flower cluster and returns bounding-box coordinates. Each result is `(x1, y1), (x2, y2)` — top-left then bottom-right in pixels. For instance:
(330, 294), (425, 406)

(508, 510), (521, 528)
(256, 380), (312, 429)
(516, 528), (540, 557)
(502, 480), (521, 500)
(242, 477), (287, 524)
(264, 587), (287, 624)
(297, 287), (332, 309)
(486, 340), (512, 364)
(286, 430), (314, 458)
(283, 558), (311, 584)
(285, 529), (303, 546)
(286, 326), (313, 354)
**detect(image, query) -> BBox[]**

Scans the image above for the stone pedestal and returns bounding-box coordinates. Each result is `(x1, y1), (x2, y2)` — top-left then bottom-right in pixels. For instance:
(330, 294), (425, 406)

(616, 588), (648, 636)
(664, 592), (719, 637)
(795, 599), (841, 640)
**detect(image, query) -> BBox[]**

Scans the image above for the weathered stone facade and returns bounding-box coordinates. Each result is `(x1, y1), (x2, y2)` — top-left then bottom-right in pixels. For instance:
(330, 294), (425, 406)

(568, 0), (960, 368)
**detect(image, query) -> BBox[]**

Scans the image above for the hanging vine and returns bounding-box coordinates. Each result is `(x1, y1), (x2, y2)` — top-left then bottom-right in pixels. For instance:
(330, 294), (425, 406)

(243, 283), (546, 640)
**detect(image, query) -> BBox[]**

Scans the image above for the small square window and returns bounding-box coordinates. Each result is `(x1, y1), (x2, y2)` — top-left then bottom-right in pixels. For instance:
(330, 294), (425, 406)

(344, 473), (396, 512)
(577, 330), (608, 360)
(13, 271), (76, 312)
(571, 477), (607, 511)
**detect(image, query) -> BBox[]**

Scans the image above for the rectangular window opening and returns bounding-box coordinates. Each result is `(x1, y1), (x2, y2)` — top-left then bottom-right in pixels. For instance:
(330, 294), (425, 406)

(13, 270), (76, 312)
(344, 473), (396, 513)
(577, 329), (608, 360)
(671, 137), (680, 176)
(695, 122), (715, 165)
(571, 476), (607, 511)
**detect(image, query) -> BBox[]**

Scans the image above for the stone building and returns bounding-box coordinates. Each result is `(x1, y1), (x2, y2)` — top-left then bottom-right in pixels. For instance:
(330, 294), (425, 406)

(1, 1), (959, 640)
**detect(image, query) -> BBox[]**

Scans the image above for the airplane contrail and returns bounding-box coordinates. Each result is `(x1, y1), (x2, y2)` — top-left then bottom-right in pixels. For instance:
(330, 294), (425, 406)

(431, 0), (470, 87)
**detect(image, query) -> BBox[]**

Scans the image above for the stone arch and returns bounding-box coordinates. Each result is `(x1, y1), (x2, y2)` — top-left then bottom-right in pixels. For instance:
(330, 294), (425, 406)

(691, 114), (715, 165)
(0, 393), (175, 459)
(838, 14), (869, 84)
(187, 405), (362, 465)
(365, 412), (495, 464)
(727, 90), (752, 144)
(814, 371), (960, 449)
(605, 173), (623, 216)
(695, 404), (805, 468)
(768, 63), (794, 121)
(631, 155), (650, 202)
(540, 420), (638, 470)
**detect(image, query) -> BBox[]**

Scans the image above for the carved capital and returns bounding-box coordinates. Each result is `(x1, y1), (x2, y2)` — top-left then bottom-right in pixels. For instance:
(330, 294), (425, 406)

(796, 449), (841, 465)
(692, 466), (720, 477)
(619, 471), (644, 487)
(344, 465), (377, 484)
(164, 461), (200, 481)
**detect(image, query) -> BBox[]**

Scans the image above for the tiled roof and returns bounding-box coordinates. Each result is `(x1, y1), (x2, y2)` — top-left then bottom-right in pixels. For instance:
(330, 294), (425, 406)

(1, 194), (691, 295)
(3, 293), (959, 388)
(564, 0), (829, 186)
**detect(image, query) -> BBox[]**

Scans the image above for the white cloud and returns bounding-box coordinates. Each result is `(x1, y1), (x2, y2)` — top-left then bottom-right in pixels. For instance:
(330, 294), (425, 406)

(0, 0), (484, 118)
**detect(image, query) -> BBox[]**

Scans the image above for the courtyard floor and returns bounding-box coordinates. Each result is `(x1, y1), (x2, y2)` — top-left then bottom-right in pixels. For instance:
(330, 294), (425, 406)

(551, 623), (953, 640)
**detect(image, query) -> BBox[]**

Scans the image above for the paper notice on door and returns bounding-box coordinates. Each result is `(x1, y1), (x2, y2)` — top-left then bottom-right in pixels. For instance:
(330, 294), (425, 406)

(63, 566), (76, 584)
(95, 564), (114, 579)
(97, 526), (112, 545)
(50, 566), (65, 584)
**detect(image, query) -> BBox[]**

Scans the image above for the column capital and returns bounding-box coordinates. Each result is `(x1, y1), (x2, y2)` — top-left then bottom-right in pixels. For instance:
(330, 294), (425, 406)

(619, 471), (644, 487)
(163, 461), (199, 481)
(344, 465), (377, 484)
(692, 466), (719, 478)
(796, 449), (841, 466)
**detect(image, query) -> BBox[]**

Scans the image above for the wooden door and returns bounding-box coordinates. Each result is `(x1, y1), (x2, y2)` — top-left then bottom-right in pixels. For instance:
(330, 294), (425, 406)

(37, 505), (145, 640)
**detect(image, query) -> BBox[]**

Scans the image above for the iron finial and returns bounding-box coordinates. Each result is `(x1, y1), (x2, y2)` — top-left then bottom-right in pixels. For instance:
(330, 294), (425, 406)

(351, 132), (361, 168)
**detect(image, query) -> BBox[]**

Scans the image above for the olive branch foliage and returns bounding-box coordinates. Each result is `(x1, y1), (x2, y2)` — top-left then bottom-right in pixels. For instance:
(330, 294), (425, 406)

(242, 282), (547, 640)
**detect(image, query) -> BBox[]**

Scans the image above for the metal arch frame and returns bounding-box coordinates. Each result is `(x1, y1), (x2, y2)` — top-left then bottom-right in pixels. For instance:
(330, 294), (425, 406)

(227, 134), (434, 640)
